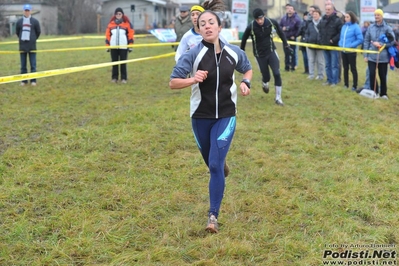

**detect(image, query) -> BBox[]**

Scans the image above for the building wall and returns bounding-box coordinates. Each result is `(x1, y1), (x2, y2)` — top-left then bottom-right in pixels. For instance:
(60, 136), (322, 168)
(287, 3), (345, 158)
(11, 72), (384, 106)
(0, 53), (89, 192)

(3, 4), (58, 35)
(35, 5), (58, 35)
(101, 0), (172, 31)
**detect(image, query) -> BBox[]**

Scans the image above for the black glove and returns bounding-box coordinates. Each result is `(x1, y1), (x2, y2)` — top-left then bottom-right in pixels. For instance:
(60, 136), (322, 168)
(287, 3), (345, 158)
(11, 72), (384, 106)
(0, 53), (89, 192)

(285, 45), (293, 54)
(128, 48), (133, 53)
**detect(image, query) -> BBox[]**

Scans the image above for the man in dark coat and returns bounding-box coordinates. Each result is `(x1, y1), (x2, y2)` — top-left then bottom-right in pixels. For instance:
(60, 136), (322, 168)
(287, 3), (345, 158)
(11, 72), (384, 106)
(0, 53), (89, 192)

(279, 4), (301, 72)
(317, 3), (342, 86)
(16, 4), (41, 86)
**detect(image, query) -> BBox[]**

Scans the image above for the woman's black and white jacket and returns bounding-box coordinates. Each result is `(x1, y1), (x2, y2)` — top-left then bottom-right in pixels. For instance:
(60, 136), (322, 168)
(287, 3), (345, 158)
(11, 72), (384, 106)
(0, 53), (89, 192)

(170, 40), (252, 119)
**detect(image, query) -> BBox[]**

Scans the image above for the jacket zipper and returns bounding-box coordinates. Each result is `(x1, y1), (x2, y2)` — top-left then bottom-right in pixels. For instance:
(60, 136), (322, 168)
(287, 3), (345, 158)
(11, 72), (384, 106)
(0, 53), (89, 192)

(215, 46), (224, 119)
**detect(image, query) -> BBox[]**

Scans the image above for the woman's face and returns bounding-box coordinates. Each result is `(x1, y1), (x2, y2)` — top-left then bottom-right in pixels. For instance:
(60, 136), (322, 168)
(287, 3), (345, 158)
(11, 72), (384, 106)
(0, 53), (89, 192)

(312, 12), (320, 20)
(115, 12), (123, 19)
(191, 11), (202, 28)
(199, 12), (221, 43)
(345, 14), (351, 23)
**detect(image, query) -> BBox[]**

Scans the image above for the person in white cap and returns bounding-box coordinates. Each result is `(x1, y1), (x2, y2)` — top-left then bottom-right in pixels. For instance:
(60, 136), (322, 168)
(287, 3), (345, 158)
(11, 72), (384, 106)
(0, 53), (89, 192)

(16, 4), (41, 86)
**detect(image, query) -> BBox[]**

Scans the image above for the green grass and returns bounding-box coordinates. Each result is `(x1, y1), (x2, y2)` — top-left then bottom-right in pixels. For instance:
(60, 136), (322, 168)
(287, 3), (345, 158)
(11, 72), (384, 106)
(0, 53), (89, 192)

(0, 35), (398, 265)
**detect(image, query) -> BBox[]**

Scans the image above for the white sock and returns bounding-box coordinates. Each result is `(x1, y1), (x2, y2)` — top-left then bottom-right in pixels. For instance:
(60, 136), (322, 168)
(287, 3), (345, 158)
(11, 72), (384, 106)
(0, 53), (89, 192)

(275, 86), (282, 100)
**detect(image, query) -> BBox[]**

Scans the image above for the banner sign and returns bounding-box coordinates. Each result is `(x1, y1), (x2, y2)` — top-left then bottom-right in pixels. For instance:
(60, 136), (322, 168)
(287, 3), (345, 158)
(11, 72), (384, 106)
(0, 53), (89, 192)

(360, 0), (377, 24)
(149, 29), (177, 42)
(231, 0), (249, 33)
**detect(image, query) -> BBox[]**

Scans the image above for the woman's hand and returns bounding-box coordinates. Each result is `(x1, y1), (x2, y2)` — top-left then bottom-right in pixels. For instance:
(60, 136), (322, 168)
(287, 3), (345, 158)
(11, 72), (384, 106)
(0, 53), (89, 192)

(193, 70), (208, 83)
(239, 82), (250, 96)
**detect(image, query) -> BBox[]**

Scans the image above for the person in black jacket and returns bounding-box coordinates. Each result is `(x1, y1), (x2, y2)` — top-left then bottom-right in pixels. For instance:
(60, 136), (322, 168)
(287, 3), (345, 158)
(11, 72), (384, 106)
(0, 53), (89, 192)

(298, 11), (309, 74)
(317, 4), (342, 86)
(240, 8), (290, 106)
(16, 4), (41, 86)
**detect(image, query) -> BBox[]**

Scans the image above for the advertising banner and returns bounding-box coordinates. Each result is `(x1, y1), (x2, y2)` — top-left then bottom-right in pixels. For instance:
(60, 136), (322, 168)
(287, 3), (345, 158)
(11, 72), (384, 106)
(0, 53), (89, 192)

(231, 0), (249, 34)
(360, 0), (377, 24)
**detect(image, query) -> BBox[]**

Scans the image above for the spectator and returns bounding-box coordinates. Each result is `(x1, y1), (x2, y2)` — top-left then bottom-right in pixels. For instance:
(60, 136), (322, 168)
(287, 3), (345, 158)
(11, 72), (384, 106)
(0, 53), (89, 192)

(338, 11), (363, 91)
(299, 11), (309, 74)
(318, 4), (343, 86)
(16, 4), (41, 86)
(105, 7), (134, 84)
(174, 0), (226, 62)
(241, 8), (290, 106)
(169, 10), (252, 233)
(173, 6), (191, 51)
(279, 4), (301, 72)
(361, 21), (370, 48)
(305, 8), (325, 81)
(363, 9), (395, 99)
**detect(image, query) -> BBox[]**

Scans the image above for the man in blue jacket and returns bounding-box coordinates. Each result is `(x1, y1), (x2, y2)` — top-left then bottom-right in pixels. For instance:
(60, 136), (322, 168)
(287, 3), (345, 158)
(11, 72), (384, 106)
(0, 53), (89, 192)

(280, 4), (301, 72)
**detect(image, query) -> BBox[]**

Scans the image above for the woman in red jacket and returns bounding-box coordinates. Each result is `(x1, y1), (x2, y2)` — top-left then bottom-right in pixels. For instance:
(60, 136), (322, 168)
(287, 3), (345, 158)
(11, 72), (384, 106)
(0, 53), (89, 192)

(105, 7), (134, 83)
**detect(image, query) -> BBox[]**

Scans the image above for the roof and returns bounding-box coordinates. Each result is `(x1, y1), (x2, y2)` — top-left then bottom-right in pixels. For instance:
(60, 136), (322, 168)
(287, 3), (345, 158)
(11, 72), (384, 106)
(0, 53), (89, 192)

(144, 0), (167, 6)
(3, 10), (40, 16)
(102, 0), (167, 5)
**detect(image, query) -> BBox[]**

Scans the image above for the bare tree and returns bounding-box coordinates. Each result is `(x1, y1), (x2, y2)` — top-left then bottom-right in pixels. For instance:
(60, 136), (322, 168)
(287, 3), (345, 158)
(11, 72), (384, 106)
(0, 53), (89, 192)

(43, 0), (99, 34)
(0, 3), (8, 38)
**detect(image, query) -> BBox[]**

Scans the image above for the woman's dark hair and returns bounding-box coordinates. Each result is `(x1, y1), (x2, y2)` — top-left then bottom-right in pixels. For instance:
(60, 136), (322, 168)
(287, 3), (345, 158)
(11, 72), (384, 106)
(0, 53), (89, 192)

(313, 8), (322, 16)
(196, 10), (221, 29)
(346, 11), (358, 24)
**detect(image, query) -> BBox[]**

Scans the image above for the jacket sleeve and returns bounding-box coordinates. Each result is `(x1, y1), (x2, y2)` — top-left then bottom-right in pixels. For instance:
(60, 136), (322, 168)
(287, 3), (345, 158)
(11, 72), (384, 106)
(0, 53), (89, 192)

(128, 24), (134, 44)
(240, 25), (251, 50)
(351, 25), (363, 48)
(16, 20), (21, 37)
(34, 19), (41, 39)
(331, 19), (343, 45)
(294, 16), (302, 38)
(273, 19), (288, 47)
(338, 26), (344, 47)
(363, 28), (371, 57)
(105, 24), (111, 46)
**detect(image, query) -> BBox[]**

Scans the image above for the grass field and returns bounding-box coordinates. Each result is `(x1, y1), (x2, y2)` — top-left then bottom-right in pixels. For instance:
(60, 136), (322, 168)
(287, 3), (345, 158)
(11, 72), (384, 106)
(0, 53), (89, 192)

(0, 34), (398, 265)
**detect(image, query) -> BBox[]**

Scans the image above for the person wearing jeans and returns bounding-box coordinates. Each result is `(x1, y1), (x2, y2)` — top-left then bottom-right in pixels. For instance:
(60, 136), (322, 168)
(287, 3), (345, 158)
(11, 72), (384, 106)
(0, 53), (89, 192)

(279, 4), (301, 72)
(317, 4), (342, 86)
(15, 4), (41, 86)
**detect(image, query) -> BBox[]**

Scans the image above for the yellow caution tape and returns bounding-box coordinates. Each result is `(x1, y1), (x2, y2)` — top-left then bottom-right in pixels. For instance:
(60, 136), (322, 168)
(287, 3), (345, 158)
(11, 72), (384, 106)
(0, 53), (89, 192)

(0, 52), (175, 84)
(230, 38), (381, 54)
(0, 34), (154, 45)
(0, 43), (180, 54)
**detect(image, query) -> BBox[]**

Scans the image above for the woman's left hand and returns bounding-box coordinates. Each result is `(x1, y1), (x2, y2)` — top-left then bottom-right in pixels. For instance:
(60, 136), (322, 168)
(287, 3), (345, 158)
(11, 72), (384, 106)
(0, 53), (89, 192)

(240, 83), (250, 96)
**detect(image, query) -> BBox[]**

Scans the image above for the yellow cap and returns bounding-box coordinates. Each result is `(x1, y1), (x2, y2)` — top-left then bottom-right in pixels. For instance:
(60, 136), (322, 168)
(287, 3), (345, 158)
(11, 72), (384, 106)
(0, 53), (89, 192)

(374, 9), (384, 16)
(190, 5), (205, 12)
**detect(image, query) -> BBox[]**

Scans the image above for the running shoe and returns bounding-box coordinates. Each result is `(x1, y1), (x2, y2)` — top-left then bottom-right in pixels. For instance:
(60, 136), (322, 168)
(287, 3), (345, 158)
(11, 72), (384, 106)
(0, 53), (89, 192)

(262, 82), (269, 94)
(275, 99), (284, 106)
(205, 215), (218, 233)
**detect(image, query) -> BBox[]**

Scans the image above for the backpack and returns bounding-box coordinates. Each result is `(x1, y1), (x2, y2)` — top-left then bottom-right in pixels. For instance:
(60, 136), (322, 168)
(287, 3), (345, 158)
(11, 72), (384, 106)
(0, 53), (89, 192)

(394, 40), (399, 68)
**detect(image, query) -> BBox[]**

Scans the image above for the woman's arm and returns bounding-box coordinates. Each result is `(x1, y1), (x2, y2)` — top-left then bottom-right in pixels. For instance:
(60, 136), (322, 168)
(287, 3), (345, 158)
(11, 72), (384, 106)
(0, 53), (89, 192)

(169, 70), (208, 89)
(239, 69), (252, 96)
